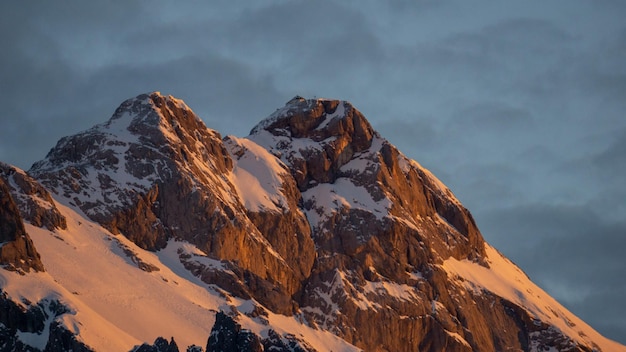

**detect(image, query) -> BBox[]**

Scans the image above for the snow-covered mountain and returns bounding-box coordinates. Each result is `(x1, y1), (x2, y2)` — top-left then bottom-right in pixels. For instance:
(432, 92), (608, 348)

(0, 92), (623, 351)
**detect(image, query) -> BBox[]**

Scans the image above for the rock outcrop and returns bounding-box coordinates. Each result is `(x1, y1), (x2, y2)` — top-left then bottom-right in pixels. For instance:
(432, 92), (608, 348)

(206, 312), (262, 352)
(45, 321), (94, 352)
(0, 293), (93, 352)
(0, 162), (66, 231)
(248, 97), (493, 351)
(205, 312), (314, 352)
(132, 337), (179, 352)
(0, 177), (44, 273)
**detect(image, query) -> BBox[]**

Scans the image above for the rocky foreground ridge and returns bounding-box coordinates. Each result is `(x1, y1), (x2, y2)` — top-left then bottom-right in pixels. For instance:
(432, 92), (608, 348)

(1, 92), (624, 351)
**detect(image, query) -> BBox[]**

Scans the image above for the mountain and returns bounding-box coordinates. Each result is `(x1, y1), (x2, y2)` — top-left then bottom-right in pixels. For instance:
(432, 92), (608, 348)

(0, 92), (623, 351)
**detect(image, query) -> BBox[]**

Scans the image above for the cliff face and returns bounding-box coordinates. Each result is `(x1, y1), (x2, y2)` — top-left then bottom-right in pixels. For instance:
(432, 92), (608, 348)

(247, 97), (516, 351)
(0, 162), (66, 232)
(5, 92), (618, 352)
(0, 175), (44, 273)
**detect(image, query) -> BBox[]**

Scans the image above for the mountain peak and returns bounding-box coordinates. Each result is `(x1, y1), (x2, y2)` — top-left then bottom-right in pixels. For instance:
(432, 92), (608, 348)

(248, 96), (378, 193)
(106, 91), (202, 134)
(250, 96), (375, 145)
(29, 92), (233, 245)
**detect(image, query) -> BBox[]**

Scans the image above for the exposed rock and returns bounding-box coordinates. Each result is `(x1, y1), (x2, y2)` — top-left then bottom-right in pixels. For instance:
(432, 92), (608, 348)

(0, 178), (44, 273)
(109, 236), (160, 272)
(206, 312), (262, 352)
(0, 293), (92, 352)
(132, 337), (179, 352)
(262, 329), (317, 352)
(44, 321), (94, 352)
(29, 92), (236, 251)
(0, 291), (46, 335)
(0, 162), (66, 231)
(224, 136), (316, 282)
(205, 314), (316, 352)
(250, 97), (375, 190)
(0, 162), (67, 231)
(248, 97), (580, 351)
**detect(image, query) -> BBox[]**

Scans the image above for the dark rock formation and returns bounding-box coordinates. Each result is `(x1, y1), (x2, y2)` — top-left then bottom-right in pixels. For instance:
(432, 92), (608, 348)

(0, 293), (92, 352)
(204, 313), (318, 352)
(45, 321), (94, 352)
(206, 312), (262, 352)
(262, 329), (316, 352)
(184, 345), (203, 352)
(0, 291), (46, 335)
(132, 337), (179, 352)
(207, 312), (316, 352)
(0, 178), (44, 273)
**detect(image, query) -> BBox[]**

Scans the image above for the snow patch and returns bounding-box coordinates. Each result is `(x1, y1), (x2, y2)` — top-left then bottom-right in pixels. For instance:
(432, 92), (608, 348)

(362, 280), (420, 304)
(303, 178), (392, 230)
(225, 136), (290, 213)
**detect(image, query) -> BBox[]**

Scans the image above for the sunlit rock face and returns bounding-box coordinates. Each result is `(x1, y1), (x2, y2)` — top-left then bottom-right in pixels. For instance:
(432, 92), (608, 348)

(6, 93), (615, 352)
(0, 162), (66, 231)
(28, 92), (315, 315)
(248, 97), (496, 351)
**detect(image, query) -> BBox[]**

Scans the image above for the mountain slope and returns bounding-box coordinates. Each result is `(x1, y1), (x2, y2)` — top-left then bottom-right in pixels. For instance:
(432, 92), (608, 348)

(0, 92), (622, 351)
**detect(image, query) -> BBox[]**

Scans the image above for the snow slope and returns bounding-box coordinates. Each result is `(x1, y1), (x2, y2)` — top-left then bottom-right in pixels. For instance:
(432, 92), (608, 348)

(224, 136), (291, 213)
(2, 199), (359, 351)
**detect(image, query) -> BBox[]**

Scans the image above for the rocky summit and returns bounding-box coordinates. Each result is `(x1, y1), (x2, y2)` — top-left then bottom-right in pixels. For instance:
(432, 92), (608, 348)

(0, 92), (623, 351)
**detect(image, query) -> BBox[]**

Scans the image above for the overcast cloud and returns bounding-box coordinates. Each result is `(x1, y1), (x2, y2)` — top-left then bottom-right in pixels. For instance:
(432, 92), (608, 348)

(1, 1), (625, 344)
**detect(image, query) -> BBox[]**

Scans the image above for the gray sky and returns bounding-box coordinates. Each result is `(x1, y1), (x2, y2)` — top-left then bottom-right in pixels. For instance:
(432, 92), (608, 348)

(1, 1), (625, 344)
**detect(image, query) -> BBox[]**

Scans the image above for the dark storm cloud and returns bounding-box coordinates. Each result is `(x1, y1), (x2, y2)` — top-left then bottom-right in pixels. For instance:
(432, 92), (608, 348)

(81, 54), (283, 133)
(443, 102), (535, 152)
(375, 118), (438, 151)
(0, 1), (286, 168)
(0, 50), (282, 168)
(0, 1), (145, 167)
(220, 0), (389, 101)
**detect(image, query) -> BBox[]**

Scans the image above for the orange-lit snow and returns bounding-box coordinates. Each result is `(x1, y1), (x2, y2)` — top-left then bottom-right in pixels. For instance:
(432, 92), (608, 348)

(0, 199), (360, 351)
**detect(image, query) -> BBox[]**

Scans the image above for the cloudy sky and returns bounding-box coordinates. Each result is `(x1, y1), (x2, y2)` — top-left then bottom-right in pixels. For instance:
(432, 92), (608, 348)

(1, 0), (625, 344)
